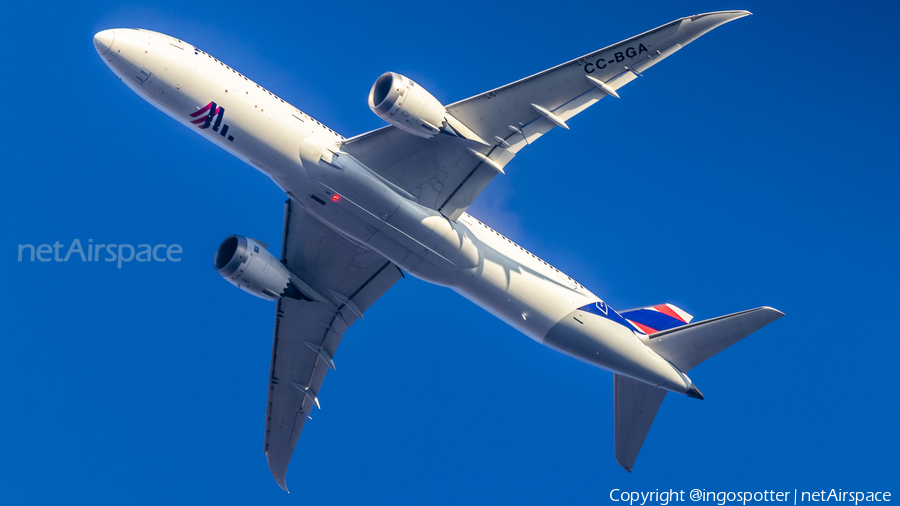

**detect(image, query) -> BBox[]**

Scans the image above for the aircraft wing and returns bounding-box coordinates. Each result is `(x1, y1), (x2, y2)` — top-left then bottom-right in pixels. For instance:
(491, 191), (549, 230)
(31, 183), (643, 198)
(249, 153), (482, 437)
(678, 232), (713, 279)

(264, 199), (403, 491)
(343, 11), (750, 221)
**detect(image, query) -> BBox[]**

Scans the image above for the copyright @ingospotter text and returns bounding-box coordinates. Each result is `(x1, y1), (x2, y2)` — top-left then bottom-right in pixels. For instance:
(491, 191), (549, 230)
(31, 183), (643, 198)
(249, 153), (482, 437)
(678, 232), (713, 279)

(609, 489), (891, 506)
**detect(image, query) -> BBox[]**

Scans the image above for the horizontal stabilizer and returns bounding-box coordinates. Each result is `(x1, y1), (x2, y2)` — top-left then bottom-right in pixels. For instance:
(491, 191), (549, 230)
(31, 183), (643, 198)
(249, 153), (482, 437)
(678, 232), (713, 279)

(646, 307), (784, 372)
(614, 374), (667, 472)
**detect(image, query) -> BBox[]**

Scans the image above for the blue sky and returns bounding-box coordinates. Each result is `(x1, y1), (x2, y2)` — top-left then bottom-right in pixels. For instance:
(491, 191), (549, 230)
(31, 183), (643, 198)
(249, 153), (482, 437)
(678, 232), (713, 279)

(2, 0), (898, 503)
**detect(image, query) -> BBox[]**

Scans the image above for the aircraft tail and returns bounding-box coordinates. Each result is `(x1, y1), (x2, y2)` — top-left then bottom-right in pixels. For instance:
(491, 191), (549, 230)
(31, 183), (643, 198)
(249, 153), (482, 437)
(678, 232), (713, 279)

(614, 306), (784, 471)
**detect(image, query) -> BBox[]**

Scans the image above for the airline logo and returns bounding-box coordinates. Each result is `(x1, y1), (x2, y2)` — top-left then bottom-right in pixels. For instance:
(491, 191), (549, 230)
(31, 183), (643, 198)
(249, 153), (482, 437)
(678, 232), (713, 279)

(577, 301), (642, 334)
(190, 101), (234, 142)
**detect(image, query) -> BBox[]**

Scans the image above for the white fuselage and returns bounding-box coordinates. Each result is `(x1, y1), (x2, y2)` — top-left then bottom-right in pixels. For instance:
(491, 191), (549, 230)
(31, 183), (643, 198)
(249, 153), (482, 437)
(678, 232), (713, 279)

(95, 28), (696, 395)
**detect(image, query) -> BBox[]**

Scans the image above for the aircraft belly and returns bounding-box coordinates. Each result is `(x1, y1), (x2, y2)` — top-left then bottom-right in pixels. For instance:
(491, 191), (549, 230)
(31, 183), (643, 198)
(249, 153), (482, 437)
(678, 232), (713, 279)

(450, 221), (596, 342)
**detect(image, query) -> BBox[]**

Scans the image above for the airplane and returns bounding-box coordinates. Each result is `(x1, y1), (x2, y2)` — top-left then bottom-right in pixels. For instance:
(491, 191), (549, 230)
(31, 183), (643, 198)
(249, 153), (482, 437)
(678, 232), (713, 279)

(93, 10), (782, 491)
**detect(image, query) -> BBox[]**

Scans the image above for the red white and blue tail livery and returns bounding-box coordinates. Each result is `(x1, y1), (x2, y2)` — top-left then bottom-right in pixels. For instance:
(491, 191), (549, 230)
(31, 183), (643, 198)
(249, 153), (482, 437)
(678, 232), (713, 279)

(621, 303), (694, 335)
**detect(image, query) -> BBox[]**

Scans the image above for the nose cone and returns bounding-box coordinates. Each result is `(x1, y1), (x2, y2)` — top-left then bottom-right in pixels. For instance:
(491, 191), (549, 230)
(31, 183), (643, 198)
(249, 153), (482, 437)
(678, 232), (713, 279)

(93, 29), (115, 55)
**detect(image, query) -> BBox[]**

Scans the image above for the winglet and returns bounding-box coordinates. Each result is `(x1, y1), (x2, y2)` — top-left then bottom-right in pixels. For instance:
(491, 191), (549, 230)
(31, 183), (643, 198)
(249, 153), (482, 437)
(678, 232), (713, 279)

(266, 451), (291, 493)
(677, 11), (753, 45)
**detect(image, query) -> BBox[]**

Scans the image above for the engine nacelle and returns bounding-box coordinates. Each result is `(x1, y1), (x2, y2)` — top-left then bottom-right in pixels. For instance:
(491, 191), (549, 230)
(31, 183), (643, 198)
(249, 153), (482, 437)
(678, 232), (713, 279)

(368, 72), (447, 138)
(214, 235), (311, 301)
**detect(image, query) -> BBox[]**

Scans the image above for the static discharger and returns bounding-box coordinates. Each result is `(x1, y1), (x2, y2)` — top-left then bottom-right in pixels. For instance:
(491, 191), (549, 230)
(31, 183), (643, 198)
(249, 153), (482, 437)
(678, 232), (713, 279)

(530, 103), (569, 130)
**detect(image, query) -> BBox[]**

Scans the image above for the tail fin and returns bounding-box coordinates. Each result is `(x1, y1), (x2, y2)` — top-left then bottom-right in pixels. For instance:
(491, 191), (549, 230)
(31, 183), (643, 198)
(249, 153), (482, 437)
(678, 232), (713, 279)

(614, 374), (667, 472)
(620, 303), (694, 335)
(647, 306), (784, 372)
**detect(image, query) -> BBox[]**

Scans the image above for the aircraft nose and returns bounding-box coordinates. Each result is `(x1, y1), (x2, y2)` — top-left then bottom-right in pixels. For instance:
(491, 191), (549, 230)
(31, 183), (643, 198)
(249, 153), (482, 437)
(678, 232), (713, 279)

(93, 29), (115, 55)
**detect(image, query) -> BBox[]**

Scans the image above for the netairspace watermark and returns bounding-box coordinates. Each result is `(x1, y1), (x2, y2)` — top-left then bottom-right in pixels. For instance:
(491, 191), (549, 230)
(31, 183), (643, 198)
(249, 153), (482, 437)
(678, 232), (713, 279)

(17, 239), (182, 269)
(609, 489), (891, 506)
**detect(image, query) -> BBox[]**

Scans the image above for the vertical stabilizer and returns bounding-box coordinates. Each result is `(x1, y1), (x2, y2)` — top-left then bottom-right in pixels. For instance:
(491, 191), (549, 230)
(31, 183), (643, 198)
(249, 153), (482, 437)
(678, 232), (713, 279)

(614, 374), (667, 472)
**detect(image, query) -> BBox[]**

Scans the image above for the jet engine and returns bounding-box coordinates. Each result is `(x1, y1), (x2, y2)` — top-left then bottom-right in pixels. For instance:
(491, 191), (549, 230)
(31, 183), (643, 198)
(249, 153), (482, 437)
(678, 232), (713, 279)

(368, 72), (448, 138)
(214, 235), (323, 302)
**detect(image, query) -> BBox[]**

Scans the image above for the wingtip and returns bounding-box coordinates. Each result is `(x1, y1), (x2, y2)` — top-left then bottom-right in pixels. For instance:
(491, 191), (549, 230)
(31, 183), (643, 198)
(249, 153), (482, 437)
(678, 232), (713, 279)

(759, 306), (786, 318)
(689, 10), (753, 23)
(615, 452), (635, 473)
(267, 452), (291, 493)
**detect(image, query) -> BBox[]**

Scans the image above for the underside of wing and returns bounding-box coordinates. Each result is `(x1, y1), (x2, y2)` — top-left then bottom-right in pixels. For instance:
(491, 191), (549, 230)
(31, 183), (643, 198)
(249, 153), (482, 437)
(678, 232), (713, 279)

(264, 199), (402, 491)
(343, 11), (750, 221)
